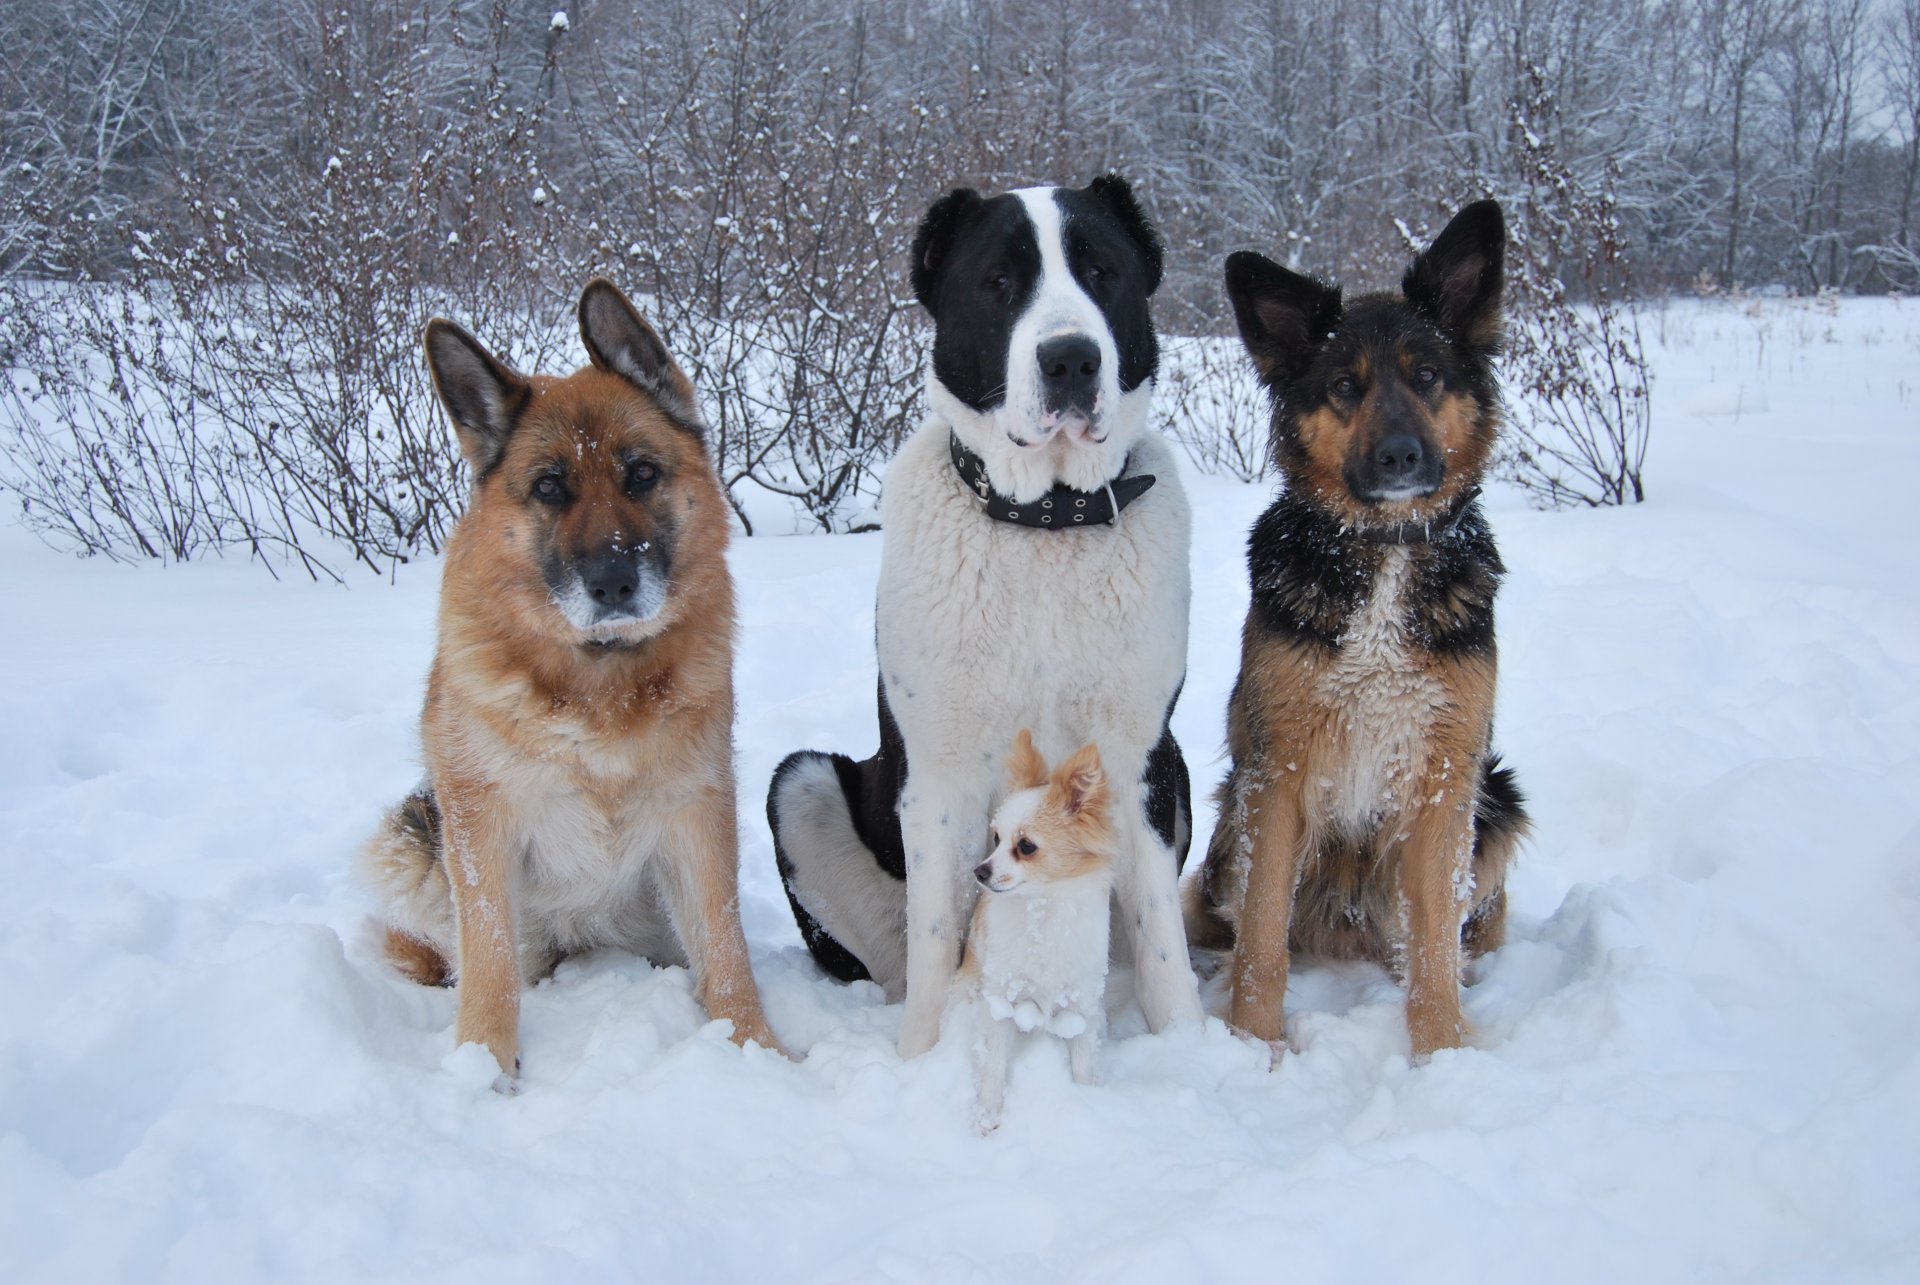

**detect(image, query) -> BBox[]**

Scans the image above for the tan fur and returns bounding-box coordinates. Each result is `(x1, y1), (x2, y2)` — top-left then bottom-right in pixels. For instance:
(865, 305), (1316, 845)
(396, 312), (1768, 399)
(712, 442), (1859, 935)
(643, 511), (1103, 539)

(1294, 389), (1491, 530)
(358, 285), (780, 1076)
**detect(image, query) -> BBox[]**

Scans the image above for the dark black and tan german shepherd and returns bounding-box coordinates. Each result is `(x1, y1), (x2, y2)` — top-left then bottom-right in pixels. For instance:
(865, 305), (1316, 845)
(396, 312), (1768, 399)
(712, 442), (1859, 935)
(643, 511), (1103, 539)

(1184, 201), (1530, 1060)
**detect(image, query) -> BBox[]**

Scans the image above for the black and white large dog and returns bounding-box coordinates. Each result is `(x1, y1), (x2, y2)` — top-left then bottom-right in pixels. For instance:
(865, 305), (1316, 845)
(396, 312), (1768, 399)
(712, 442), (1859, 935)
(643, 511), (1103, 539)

(768, 176), (1204, 1057)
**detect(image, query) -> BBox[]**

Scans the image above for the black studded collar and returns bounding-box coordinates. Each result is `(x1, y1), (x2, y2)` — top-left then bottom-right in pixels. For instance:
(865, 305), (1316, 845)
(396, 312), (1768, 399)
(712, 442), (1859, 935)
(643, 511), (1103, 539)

(948, 433), (1157, 530)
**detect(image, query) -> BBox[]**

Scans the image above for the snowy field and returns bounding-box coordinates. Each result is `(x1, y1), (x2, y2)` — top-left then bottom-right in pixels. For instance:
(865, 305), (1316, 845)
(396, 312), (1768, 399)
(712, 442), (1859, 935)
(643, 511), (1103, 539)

(2, 297), (1917, 1283)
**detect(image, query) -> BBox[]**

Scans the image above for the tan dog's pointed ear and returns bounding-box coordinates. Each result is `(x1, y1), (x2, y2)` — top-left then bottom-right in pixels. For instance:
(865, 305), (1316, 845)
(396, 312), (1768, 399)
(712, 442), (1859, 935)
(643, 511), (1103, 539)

(1053, 744), (1109, 820)
(1008, 729), (1049, 792)
(578, 278), (705, 437)
(424, 318), (531, 477)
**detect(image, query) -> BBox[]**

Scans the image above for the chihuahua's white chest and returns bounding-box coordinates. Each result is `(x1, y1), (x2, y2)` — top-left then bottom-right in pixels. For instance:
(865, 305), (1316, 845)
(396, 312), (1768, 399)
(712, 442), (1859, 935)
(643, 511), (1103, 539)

(968, 876), (1112, 1035)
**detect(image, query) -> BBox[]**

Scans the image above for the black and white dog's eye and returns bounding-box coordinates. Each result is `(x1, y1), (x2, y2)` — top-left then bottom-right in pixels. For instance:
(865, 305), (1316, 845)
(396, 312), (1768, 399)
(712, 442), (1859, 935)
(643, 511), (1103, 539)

(1085, 261), (1109, 283)
(983, 272), (1012, 296)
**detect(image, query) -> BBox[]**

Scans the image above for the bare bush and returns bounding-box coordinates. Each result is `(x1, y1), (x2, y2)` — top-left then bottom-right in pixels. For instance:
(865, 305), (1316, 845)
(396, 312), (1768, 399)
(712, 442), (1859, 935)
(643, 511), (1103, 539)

(1495, 65), (1652, 508)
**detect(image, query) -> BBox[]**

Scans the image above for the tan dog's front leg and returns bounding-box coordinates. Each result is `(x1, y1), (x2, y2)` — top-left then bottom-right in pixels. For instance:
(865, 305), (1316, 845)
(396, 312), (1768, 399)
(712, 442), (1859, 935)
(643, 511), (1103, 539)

(1226, 771), (1306, 1046)
(661, 784), (786, 1056)
(1396, 795), (1476, 1060)
(437, 772), (522, 1078)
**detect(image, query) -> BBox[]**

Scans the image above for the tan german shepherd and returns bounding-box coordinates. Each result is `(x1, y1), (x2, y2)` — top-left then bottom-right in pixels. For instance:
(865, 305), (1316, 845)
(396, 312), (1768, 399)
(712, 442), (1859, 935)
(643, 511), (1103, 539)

(359, 280), (781, 1079)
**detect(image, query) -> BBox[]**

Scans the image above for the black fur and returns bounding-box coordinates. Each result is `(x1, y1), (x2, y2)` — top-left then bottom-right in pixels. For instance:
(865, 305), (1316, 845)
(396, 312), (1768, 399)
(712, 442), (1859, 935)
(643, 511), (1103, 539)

(1246, 490), (1503, 657)
(767, 752), (876, 986)
(911, 176), (1164, 413)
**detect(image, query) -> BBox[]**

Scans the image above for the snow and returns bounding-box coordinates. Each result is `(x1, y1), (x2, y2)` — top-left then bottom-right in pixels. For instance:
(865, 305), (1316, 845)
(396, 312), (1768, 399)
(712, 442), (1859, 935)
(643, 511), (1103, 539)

(2, 297), (1917, 1282)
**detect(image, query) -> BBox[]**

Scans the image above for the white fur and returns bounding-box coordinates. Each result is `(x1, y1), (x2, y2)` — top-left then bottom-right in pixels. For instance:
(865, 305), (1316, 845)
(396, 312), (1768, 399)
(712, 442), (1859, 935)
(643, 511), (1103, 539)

(364, 689), (726, 982)
(925, 189), (1155, 504)
(773, 754), (909, 995)
(880, 407), (1201, 1058)
(959, 815), (1113, 1134)
(1315, 547), (1447, 837)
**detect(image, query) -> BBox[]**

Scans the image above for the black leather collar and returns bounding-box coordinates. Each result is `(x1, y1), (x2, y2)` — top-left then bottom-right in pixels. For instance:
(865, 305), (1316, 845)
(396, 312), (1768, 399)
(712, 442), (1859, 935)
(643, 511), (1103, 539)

(949, 433), (1156, 529)
(1354, 486), (1483, 545)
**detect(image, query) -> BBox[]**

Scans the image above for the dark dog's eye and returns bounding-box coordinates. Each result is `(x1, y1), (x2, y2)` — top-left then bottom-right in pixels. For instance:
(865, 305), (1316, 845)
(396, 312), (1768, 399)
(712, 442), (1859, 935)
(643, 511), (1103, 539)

(1014, 837), (1036, 859)
(1331, 374), (1359, 400)
(532, 474), (568, 505)
(1414, 365), (1440, 388)
(626, 460), (660, 496)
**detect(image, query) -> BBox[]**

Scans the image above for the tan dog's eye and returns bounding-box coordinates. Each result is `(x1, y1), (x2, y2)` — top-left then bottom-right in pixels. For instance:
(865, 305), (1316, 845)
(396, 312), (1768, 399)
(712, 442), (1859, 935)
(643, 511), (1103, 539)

(1014, 837), (1036, 859)
(626, 460), (660, 496)
(532, 474), (568, 505)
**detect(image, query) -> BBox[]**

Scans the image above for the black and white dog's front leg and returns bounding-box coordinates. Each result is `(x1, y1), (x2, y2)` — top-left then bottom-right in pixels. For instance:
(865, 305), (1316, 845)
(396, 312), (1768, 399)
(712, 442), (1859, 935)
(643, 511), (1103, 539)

(896, 778), (989, 1058)
(1111, 773), (1204, 1031)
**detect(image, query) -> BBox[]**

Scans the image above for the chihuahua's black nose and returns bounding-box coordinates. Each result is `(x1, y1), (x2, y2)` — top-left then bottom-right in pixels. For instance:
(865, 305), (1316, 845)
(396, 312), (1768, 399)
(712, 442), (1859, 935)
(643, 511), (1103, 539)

(973, 861), (993, 885)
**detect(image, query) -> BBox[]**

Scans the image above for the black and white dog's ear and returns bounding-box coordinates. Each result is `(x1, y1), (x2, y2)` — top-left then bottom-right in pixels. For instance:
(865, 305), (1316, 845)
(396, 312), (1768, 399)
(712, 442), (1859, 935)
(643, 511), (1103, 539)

(1402, 199), (1505, 351)
(910, 187), (984, 309)
(578, 278), (703, 436)
(424, 318), (532, 476)
(1224, 251), (1344, 384)
(1085, 173), (1164, 295)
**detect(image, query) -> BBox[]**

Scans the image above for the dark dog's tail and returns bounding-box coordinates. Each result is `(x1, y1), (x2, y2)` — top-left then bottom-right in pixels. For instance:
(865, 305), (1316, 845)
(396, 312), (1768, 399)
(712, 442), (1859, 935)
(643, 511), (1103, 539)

(767, 751), (907, 992)
(357, 787), (456, 985)
(1463, 755), (1530, 957)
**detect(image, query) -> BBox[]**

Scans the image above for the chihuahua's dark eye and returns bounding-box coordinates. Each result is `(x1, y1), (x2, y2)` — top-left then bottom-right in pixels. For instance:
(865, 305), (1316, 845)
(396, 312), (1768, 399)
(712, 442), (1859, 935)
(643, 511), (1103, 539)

(626, 460), (660, 496)
(531, 474), (568, 504)
(989, 830), (999, 848)
(1330, 374), (1359, 400)
(1014, 837), (1036, 859)
(1413, 365), (1439, 388)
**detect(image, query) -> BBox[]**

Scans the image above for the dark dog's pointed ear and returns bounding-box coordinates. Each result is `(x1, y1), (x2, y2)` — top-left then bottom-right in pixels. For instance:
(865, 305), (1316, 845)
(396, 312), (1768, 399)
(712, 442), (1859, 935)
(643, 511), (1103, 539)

(1224, 251), (1343, 383)
(1402, 199), (1505, 349)
(910, 187), (984, 309)
(424, 318), (531, 476)
(578, 278), (703, 436)
(1085, 173), (1164, 294)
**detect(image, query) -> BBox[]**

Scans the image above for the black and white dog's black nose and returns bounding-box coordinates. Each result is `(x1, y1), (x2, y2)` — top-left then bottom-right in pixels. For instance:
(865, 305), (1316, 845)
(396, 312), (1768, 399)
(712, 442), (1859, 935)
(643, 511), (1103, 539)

(1037, 334), (1101, 413)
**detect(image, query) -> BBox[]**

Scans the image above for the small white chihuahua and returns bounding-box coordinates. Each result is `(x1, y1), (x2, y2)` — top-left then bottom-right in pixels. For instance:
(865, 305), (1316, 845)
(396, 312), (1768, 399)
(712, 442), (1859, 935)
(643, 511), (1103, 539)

(956, 730), (1116, 1134)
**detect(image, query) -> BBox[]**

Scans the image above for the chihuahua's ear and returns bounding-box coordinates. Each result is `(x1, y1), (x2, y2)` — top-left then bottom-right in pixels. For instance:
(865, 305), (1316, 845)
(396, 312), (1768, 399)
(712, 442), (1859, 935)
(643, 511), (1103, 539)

(1008, 729), (1049, 792)
(1052, 744), (1109, 820)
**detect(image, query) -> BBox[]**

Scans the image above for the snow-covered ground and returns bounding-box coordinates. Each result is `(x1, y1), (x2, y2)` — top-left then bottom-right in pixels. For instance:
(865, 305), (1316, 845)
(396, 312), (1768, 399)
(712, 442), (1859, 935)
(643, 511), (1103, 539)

(2, 297), (1916, 1283)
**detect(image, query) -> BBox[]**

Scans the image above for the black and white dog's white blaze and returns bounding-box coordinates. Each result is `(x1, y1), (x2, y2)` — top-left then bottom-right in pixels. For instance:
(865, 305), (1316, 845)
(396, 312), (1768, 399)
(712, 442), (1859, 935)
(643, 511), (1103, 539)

(768, 176), (1204, 1059)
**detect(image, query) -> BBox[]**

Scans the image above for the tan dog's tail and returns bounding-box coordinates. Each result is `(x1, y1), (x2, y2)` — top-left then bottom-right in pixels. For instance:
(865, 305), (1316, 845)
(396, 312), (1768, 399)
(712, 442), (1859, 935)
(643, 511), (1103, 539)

(357, 788), (455, 986)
